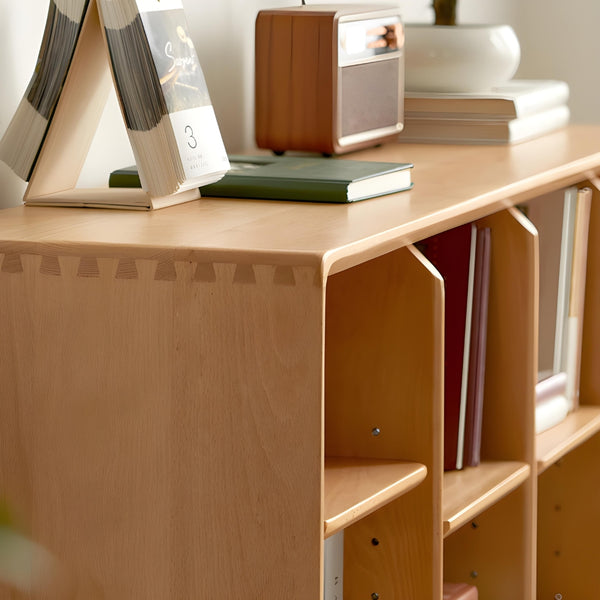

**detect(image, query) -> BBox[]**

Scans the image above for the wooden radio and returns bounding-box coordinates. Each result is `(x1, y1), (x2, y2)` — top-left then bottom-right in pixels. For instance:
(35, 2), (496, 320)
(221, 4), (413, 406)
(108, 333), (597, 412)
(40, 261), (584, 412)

(255, 4), (405, 155)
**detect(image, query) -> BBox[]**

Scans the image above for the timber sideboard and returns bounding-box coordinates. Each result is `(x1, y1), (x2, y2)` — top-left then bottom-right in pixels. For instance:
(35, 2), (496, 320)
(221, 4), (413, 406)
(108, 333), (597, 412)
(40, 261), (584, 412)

(1, 124), (600, 599)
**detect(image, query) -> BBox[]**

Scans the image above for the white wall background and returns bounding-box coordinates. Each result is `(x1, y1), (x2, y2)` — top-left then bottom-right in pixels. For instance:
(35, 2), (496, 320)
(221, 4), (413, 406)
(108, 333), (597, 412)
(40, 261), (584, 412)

(0, 0), (598, 209)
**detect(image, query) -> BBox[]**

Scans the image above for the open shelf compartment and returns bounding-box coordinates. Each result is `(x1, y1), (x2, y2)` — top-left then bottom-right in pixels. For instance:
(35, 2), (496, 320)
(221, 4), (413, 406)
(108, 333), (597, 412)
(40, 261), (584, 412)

(440, 207), (538, 600)
(324, 245), (444, 600)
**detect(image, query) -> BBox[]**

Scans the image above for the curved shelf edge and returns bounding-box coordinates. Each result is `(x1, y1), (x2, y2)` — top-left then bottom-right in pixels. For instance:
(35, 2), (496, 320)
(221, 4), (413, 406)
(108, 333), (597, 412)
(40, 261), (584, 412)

(323, 457), (427, 539)
(443, 461), (531, 538)
(536, 405), (600, 474)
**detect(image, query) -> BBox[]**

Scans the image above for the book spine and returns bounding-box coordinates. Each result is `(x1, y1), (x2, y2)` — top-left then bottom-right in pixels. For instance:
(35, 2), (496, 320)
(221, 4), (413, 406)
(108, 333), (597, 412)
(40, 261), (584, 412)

(200, 180), (350, 203)
(464, 226), (491, 467)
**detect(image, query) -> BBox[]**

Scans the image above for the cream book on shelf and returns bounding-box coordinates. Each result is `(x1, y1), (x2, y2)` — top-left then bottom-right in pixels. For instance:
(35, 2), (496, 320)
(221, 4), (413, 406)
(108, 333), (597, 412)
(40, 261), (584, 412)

(0, 0), (229, 210)
(404, 79), (570, 120)
(564, 187), (592, 408)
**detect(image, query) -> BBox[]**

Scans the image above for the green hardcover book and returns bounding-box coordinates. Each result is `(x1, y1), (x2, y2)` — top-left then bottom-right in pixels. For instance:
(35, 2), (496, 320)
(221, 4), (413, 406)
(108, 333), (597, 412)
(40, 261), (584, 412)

(109, 155), (413, 203)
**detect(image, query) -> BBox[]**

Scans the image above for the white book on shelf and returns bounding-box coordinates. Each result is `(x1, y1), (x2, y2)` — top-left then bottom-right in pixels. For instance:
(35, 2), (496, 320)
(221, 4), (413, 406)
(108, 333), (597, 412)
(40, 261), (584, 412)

(535, 371), (569, 434)
(536, 394), (570, 434)
(323, 531), (344, 600)
(404, 79), (570, 120)
(535, 372), (568, 434)
(554, 187), (578, 376)
(564, 187), (593, 409)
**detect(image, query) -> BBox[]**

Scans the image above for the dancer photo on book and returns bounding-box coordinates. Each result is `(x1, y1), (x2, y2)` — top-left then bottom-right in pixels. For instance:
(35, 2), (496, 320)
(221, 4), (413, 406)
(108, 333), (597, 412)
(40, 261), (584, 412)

(100, 0), (229, 197)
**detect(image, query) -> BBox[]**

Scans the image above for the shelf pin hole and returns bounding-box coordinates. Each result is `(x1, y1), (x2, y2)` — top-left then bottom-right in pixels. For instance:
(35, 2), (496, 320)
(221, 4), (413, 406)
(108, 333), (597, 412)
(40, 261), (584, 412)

(371, 538), (380, 546)
(371, 427), (381, 437)
(470, 571), (478, 579)
(371, 594), (380, 600)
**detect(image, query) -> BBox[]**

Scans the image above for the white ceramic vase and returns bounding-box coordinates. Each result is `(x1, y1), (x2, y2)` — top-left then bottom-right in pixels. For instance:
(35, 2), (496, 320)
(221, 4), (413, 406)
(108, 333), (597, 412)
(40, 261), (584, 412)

(404, 24), (521, 93)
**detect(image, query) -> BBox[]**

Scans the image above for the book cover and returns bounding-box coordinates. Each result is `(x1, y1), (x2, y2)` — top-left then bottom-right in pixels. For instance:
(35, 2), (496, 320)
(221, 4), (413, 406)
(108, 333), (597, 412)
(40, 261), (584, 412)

(109, 155), (414, 203)
(398, 105), (570, 145)
(98, 0), (229, 197)
(464, 226), (491, 468)
(418, 223), (476, 471)
(0, 0), (89, 180)
(405, 79), (570, 120)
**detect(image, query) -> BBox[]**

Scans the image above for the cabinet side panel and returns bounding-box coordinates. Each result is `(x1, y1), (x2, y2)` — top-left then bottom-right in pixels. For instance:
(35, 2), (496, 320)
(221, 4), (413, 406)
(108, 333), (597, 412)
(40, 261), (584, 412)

(325, 246), (443, 465)
(580, 183), (600, 405)
(0, 256), (324, 599)
(537, 432), (600, 598)
(0, 255), (176, 598)
(325, 246), (444, 600)
(169, 262), (324, 599)
(477, 208), (537, 463)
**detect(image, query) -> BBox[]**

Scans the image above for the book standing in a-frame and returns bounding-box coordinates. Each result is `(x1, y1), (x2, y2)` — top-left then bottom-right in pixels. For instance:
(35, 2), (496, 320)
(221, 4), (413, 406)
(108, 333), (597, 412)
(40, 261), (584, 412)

(0, 0), (229, 210)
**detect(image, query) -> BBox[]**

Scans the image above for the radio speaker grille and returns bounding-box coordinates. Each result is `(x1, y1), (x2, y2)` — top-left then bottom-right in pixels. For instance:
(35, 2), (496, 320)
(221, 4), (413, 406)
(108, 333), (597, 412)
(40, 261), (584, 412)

(340, 59), (399, 137)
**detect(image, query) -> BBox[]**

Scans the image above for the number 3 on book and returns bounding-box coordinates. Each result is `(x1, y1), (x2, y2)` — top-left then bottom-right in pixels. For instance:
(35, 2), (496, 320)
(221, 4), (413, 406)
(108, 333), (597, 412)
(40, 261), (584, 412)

(185, 125), (197, 149)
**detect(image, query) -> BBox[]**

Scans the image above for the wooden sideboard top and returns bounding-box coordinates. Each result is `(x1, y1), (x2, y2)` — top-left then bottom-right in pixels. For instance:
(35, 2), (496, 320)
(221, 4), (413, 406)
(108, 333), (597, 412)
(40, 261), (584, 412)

(1, 124), (600, 275)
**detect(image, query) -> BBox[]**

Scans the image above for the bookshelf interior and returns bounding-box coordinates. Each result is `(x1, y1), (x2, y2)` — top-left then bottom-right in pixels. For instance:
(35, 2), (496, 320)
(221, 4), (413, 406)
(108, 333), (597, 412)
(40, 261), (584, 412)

(1, 126), (600, 598)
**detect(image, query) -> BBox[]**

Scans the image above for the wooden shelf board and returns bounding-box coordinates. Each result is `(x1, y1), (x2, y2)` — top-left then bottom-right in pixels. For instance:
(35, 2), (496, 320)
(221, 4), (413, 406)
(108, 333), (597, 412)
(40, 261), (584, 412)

(323, 457), (427, 538)
(536, 405), (600, 474)
(443, 461), (530, 537)
(1, 126), (599, 279)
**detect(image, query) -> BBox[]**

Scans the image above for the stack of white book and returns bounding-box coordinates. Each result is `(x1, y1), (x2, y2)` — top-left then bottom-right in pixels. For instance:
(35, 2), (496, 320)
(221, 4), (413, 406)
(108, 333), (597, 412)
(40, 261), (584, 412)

(399, 79), (570, 145)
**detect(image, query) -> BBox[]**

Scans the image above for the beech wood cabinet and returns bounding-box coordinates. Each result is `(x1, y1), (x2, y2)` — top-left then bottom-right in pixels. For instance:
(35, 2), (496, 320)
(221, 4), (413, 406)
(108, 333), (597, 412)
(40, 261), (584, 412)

(1, 125), (600, 599)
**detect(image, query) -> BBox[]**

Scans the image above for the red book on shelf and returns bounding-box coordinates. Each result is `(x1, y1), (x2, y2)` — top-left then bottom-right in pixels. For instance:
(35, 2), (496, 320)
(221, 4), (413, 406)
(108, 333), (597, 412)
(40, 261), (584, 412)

(464, 226), (491, 467)
(443, 582), (478, 600)
(419, 223), (476, 471)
